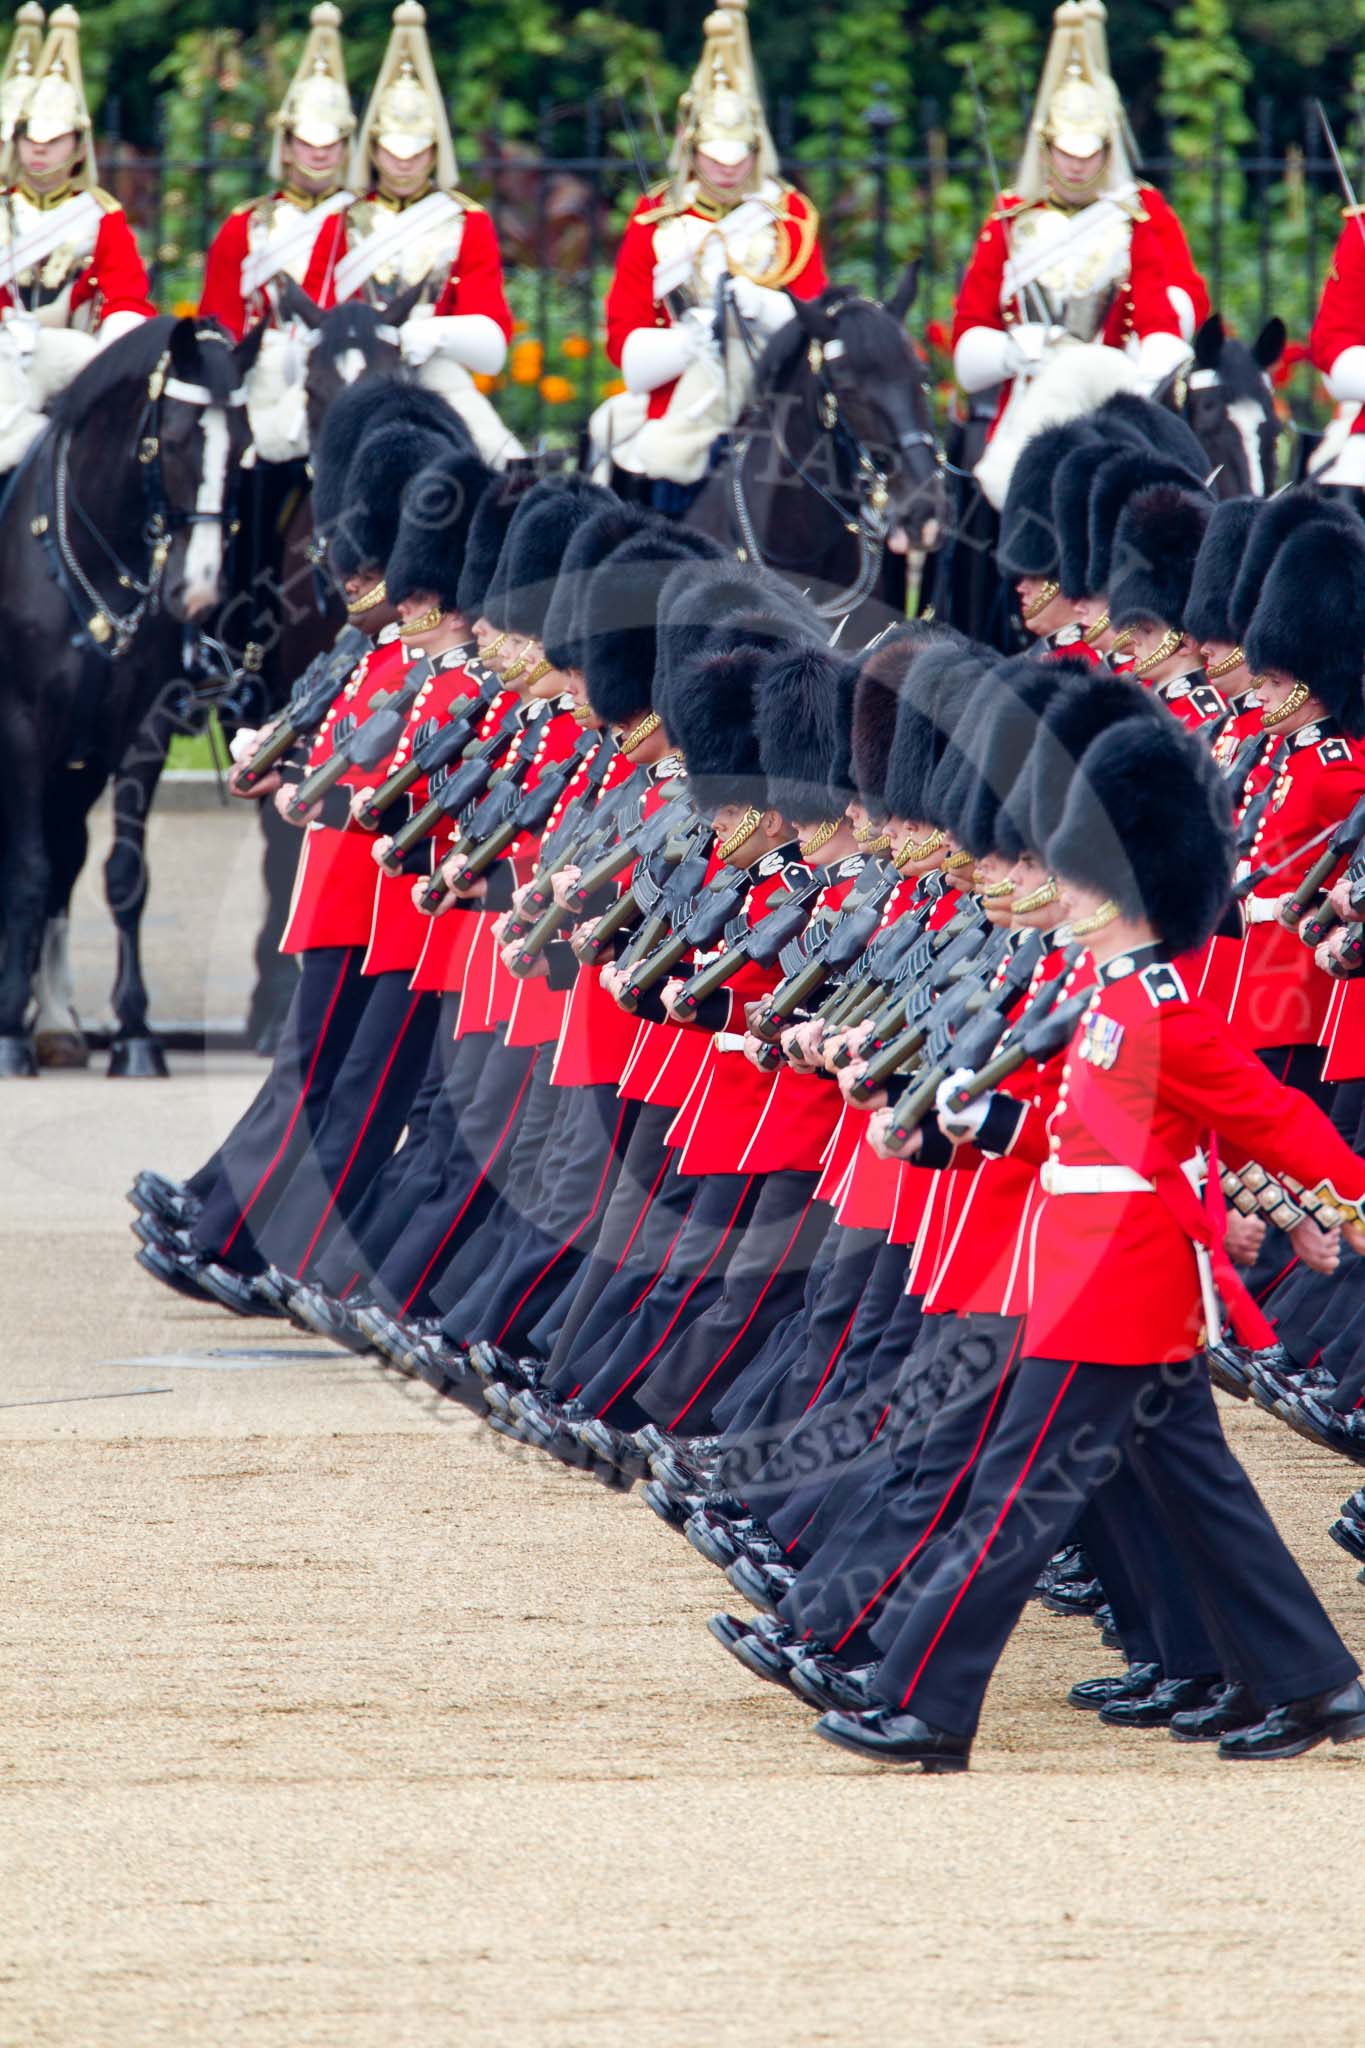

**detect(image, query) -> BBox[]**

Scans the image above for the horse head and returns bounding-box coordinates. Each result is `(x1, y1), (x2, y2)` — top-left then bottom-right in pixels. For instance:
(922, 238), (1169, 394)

(141, 316), (262, 622)
(276, 275), (425, 447)
(786, 263), (948, 553)
(1183, 313), (1286, 499)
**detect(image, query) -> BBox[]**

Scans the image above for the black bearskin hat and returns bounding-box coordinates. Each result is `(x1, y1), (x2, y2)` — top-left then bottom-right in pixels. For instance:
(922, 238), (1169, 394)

(849, 624), (961, 814)
(951, 654), (1066, 860)
(1183, 495), (1258, 648)
(499, 477), (617, 638)
(330, 422), (453, 578)
(1052, 441), (1118, 600)
(313, 381), (470, 535)
(1021, 663), (1166, 855)
(884, 644), (985, 822)
(654, 559), (822, 710)
(1108, 485), (1211, 634)
(1085, 449), (1203, 601)
(1091, 392), (1209, 476)
(1046, 713), (1235, 953)
(1230, 487), (1365, 647)
(997, 420), (1101, 582)
(1244, 509), (1365, 736)
(667, 640), (771, 812)
(456, 469), (541, 620)
(581, 526), (728, 724)
(541, 502), (655, 673)
(757, 646), (849, 824)
(385, 445), (495, 610)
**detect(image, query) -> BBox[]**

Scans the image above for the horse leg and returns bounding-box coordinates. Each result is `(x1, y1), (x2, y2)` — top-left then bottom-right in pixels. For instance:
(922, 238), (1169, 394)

(33, 765), (102, 1068)
(105, 709), (172, 1080)
(0, 713), (49, 1075)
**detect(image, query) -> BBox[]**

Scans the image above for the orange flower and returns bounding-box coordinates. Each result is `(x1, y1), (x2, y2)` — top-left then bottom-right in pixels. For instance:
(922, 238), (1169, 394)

(172, 298), (198, 319)
(561, 333), (592, 360)
(600, 377), (627, 398)
(511, 318), (528, 335)
(509, 338), (545, 385)
(472, 372), (501, 394)
(539, 375), (576, 405)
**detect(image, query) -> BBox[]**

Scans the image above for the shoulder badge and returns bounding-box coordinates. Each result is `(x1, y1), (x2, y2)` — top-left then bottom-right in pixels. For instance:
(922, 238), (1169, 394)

(1190, 685), (1224, 718)
(1140, 962), (1187, 1006)
(1319, 738), (1353, 766)
(764, 855), (811, 885)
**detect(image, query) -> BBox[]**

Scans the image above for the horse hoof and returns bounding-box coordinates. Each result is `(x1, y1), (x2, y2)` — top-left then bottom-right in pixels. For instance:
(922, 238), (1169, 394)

(35, 1028), (90, 1070)
(108, 1036), (169, 1080)
(0, 1035), (38, 1077)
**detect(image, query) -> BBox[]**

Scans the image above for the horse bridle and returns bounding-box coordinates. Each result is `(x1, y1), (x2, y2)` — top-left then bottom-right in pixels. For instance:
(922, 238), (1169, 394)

(30, 338), (247, 660)
(727, 319), (940, 621)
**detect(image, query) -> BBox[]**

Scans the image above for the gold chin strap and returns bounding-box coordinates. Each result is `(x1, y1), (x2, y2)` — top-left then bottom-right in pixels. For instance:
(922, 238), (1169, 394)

(1108, 627), (1134, 655)
(1205, 644), (1246, 681)
(480, 632), (508, 660)
(346, 577), (388, 617)
(1082, 609), (1110, 646)
(499, 653), (529, 683)
(856, 831), (893, 855)
(980, 878), (1016, 901)
(522, 658), (553, 689)
(717, 807), (763, 861)
(943, 848), (975, 873)
(1261, 679), (1311, 728)
(896, 828), (946, 869)
(799, 819), (841, 860)
(620, 710), (662, 755)
(1133, 628), (1184, 679)
(1072, 897), (1120, 937)
(1022, 579), (1061, 624)
(1013, 874), (1061, 914)
(403, 603), (443, 634)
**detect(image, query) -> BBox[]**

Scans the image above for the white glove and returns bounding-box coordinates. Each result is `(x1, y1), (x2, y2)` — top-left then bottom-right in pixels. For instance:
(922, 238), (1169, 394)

(228, 725), (262, 766)
(1134, 329), (1194, 393)
(1004, 321), (1068, 378)
(1327, 344), (1365, 404)
(621, 308), (717, 395)
(1167, 285), (1197, 343)
(96, 309), (147, 349)
(953, 324), (1012, 394)
(399, 312), (507, 376)
(935, 1067), (989, 1140)
(726, 274), (795, 336)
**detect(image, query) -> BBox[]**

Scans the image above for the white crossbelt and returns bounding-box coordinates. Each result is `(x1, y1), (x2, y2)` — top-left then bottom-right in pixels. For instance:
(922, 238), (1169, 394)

(241, 190), (352, 299)
(0, 190), (101, 291)
(1040, 1161), (1154, 1195)
(1242, 894), (1289, 925)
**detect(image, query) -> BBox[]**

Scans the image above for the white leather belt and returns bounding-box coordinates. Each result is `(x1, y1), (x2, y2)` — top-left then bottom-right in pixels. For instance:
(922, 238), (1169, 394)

(1243, 894), (1289, 925)
(715, 1031), (748, 1053)
(1040, 1161), (1155, 1195)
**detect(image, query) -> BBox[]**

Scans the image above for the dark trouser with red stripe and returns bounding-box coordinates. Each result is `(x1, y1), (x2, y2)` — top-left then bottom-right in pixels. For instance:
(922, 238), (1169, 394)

(570, 1170), (761, 1428)
(715, 1227), (880, 1445)
(538, 1105), (690, 1400)
(253, 972), (438, 1280)
(371, 1034), (536, 1317)
(873, 1353), (1358, 1738)
(446, 1085), (639, 1357)
(635, 1170), (831, 1437)
(189, 945), (370, 1273)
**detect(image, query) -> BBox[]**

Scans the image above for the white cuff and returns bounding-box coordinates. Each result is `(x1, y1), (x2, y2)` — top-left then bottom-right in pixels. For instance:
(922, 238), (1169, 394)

(97, 310), (147, 347)
(621, 324), (695, 395)
(400, 313), (507, 376)
(1167, 286), (1197, 343)
(953, 325), (1013, 394)
(1135, 329), (1194, 388)
(1327, 344), (1365, 404)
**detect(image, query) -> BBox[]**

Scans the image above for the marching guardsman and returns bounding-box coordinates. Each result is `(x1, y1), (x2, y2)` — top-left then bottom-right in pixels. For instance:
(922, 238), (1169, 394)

(198, 4), (355, 340)
(301, 1), (517, 464)
(953, 3), (1205, 451)
(594, 0), (827, 507)
(0, 6), (153, 340)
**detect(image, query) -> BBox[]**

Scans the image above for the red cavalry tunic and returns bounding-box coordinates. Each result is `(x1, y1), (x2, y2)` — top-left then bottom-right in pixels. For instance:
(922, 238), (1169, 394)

(1311, 217), (1365, 441)
(302, 193), (513, 339)
(0, 187), (154, 325)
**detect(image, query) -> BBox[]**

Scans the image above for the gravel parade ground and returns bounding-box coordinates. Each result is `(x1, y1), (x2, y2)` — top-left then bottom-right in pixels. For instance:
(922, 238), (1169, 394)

(4, 808), (1364, 2048)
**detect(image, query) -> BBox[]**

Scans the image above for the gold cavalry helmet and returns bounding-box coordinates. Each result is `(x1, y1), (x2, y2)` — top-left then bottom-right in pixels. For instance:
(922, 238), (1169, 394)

(0, 4), (44, 147)
(12, 3), (94, 183)
(350, 0), (457, 191)
(1013, 1), (1138, 201)
(672, 0), (778, 185)
(270, 2), (355, 178)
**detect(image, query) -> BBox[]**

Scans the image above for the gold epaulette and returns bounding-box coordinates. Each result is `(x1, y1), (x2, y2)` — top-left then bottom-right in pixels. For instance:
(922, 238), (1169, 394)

(91, 186), (122, 215)
(449, 187), (485, 213)
(989, 194), (1035, 224)
(633, 181), (676, 228)
(1343, 203), (1365, 220)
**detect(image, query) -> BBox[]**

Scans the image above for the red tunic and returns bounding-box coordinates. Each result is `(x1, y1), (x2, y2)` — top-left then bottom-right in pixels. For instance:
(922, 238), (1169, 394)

(0, 196), (154, 324)
(1311, 218), (1365, 439)
(1023, 956), (1365, 1365)
(604, 184), (826, 420)
(302, 196), (513, 338)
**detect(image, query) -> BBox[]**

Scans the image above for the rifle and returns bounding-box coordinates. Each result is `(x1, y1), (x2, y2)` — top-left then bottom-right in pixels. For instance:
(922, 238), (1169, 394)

(286, 656), (433, 820)
(437, 728), (602, 894)
(884, 931), (1055, 1140)
(832, 905), (988, 1071)
(572, 809), (710, 968)
(940, 979), (1095, 1114)
(415, 746), (540, 910)
(666, 866), (833, 1023)
(846, 921), (1008, 1105)
(233, 623), (368, 790)
(499, 744), (642, 943)
(616, 861), (751, 1012)
(354, 668), (504, 831)
(378, 713), (518, 874)
(748, 863), (901, 1042)
(1284, 791), (1365, 940)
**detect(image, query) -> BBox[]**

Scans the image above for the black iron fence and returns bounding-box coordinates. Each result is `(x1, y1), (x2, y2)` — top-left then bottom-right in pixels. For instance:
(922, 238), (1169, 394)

(95, 90), (1349, 446)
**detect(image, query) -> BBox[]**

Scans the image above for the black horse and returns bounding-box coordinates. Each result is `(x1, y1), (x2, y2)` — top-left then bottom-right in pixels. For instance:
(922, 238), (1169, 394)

(1182, 312), (1286, 499)
(0, 314), (261, 1077)
(687, 266), (948, 640)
